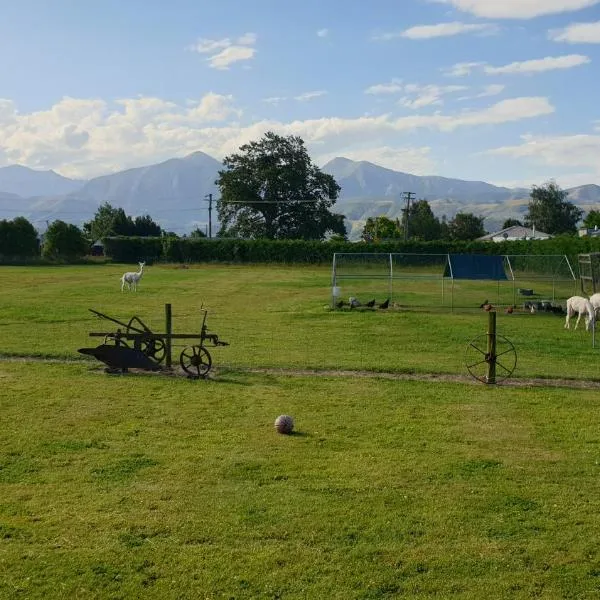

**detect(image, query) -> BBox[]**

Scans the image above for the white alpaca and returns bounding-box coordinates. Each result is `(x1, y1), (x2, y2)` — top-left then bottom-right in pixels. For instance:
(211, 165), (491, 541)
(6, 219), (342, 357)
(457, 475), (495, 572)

(565, 295), (595, 331)
(120, 262), (145, 292)
(590, 293), (600, 318)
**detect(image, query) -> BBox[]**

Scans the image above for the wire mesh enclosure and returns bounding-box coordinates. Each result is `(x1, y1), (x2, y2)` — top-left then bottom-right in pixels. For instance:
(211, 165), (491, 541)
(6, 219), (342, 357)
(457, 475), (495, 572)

(331, 253), (577, 311)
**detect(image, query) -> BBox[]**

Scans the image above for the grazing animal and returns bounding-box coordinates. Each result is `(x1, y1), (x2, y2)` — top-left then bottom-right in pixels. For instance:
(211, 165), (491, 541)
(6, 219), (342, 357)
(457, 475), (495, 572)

(590, 293), (600, 318)
(121, 261), (145, 292)
(565, 295), (595, 331)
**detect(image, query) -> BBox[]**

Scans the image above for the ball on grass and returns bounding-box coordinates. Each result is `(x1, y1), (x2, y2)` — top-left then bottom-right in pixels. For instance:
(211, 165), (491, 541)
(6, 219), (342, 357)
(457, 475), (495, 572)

(274, 414), (294, 435)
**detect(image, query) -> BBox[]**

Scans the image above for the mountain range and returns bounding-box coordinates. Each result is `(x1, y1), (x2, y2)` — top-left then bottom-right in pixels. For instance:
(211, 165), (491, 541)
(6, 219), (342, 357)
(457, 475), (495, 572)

(1, 152), (599, 240)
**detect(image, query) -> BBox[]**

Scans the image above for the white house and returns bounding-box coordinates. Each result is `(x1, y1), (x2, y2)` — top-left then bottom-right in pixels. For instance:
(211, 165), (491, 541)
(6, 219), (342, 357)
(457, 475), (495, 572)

(477, 225), (551, 243)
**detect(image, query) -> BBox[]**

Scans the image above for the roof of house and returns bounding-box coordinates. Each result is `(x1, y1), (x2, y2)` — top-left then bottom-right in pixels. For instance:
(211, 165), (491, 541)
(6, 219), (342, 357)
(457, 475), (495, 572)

(477, 225), (551, 241)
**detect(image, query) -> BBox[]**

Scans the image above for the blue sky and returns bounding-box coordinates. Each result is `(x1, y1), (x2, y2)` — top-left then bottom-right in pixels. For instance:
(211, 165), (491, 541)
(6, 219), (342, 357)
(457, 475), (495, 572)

(1, 0), (600, 188)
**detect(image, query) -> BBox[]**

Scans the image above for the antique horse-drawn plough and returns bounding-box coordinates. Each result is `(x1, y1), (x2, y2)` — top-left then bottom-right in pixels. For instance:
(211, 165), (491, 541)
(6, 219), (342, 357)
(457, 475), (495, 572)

(78, 304), (229, 379)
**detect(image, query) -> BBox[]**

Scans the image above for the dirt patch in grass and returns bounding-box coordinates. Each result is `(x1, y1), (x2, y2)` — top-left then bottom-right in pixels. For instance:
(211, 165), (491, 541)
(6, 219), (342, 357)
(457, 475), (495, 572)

(1, 354), (599, 390)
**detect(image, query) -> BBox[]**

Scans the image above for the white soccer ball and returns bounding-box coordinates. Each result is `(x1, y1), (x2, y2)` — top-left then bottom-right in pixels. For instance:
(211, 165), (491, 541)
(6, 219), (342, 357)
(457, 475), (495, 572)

(274, 414), (294, 435)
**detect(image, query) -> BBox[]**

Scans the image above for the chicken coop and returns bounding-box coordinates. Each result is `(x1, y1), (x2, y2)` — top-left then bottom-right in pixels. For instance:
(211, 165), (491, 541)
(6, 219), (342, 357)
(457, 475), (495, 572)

(331, 252), (577, 311)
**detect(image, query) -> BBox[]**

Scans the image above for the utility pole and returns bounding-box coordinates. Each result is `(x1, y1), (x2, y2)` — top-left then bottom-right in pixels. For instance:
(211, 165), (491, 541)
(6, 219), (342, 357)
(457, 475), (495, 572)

(204, 193), (213, 238)
(401, 191), (415, 242)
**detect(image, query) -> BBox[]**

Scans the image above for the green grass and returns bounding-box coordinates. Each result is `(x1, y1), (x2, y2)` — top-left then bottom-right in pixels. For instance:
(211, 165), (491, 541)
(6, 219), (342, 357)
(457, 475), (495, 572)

(2, 362), (600, 598)
(2, 264), (600, 598)
(0, 263), (595, 380)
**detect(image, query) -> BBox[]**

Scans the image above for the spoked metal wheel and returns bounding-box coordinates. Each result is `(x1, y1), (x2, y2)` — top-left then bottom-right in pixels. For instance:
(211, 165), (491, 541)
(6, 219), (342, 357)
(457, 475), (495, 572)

(180, 346), (212, 379)
(140, 338), (166, 364)
(465, 334), (517, 384)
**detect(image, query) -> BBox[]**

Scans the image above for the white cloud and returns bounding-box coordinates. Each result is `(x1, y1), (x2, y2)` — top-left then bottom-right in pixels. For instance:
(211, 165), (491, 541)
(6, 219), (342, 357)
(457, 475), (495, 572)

(443, 61), (486, 77)
(319, 146), (436, 174)
(365, 80), (467, 106)
(397, 21), (497, 39)
(294, 91), (328, 102)
(445, 55), (590, 77)
(550, 21), (600, 43)
(317, 28), (329, 38)
(188, 32), (257, 69)
(0, 94), (555, 178)
(365, 79), (404, 95)
(484, 133), (600, 183)
(431, 0), (600, 19)
(263, 96), (287, 106)
(484, 54), (590, 74)
(477, 84), (506, 97)
(400, 84), (468, 109)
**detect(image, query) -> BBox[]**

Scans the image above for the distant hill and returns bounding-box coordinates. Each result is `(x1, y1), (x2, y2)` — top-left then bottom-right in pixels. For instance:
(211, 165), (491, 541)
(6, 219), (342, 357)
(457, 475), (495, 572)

(0, 153), (598, 238)
(0, 165), (84, 198)
(5, 152), (223, 233)
(322, 157), (599, 238)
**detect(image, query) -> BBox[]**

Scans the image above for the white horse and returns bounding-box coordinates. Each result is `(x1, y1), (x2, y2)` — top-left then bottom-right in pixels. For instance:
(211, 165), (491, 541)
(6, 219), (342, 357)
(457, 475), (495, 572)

(120, 261), (145, 292)
(590, 293), (600, 318)
(565, 295), (595, 331)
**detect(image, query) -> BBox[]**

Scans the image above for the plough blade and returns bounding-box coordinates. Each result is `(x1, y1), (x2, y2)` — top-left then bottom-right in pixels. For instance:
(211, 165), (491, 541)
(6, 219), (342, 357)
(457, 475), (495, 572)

(78, 344), (161, 372)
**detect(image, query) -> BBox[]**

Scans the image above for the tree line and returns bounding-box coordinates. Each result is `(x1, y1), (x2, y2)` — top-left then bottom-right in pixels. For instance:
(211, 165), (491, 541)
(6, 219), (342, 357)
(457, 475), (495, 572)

(0, 131), (594, 260)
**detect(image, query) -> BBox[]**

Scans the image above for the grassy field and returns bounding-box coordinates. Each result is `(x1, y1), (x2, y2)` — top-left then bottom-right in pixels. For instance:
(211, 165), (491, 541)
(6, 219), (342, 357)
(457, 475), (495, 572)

(0, 263), (595, 380)
(1, 263), (600, 598)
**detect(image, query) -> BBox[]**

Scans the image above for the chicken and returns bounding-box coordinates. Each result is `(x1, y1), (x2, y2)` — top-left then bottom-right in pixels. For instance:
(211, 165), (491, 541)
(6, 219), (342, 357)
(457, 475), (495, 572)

(365, 299), (376, 308)
(505, 305), (514, 314)
(479, 299), (489, 308)
(335, 299), (344, 309)
(378, 298), (390, 309)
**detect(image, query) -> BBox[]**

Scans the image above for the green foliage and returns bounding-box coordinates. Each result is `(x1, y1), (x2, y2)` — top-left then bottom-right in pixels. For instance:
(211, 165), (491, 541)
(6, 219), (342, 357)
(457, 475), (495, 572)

(583, 209), (600, 230)
(133, 214), (162, 236)
(216, 131), (345, 240)
(42, 220), (88, 261)
(83, 203), (162, 240)
(0, 216), (40, 259)
(524, 181), (583, 235)
(361, 216), (401, 241)
(100, 231), (600, 267)
(447, 212), (486, 240)
(502, 218), (523, 229)
(187, 227), (207, 238)
(407, 199), (442, 241)
(103, 236), (163, 263)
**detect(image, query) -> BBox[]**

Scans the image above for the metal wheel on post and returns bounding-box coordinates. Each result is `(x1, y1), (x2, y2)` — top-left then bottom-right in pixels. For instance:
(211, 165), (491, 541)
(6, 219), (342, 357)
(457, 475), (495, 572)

(465, 311), (517, 384)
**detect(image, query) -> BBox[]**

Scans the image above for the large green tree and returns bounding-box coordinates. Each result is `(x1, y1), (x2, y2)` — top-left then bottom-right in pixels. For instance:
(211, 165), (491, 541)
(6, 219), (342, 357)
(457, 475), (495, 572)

(0, 217), (40, 258)
(583, 209), (600, 230)
(42, 220), (88, 260)
(83, 203), (162, 240)
(361, 216), (402, 242)
(524, 181), (582, 234)
(406, 199), (442, 241)
(448, 212), (486, 241)
(216, 132), (346, 240)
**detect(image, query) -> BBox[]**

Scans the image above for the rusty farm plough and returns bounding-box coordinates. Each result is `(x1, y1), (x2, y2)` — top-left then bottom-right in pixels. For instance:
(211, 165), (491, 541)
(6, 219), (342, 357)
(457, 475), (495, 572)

(78, 304), (229, 379)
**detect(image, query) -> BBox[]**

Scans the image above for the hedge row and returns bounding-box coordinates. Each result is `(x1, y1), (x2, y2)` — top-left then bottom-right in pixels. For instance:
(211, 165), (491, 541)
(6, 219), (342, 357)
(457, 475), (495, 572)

(101, 235), (600, 266)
